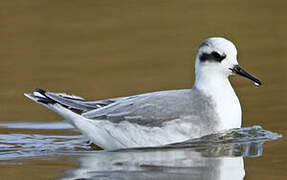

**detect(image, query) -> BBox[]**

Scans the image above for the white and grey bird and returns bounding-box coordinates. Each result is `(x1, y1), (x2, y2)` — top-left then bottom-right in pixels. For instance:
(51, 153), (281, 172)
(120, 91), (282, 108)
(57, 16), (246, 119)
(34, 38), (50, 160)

(25, 37), (262, 150)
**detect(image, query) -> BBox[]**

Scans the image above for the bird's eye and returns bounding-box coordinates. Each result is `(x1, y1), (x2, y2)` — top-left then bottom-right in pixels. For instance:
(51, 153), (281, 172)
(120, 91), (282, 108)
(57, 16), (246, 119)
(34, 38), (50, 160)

(199, 51), (226, 62)
(211, 51), (221, 59)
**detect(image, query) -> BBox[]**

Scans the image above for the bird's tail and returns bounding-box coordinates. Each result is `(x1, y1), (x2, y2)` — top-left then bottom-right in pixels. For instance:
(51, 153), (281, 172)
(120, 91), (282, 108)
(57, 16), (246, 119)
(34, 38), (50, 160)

(24, 88), (93, 123)
(25, 89), (122, 149)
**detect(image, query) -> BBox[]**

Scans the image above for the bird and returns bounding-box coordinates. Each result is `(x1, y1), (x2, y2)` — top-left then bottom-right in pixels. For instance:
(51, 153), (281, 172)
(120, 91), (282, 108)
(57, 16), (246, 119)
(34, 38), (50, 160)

(25, 37), (262, 150)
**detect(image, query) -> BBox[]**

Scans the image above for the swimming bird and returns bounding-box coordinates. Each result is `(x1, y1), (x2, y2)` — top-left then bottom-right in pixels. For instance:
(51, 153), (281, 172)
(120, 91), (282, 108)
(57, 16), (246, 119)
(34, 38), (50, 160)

(25, 37), (262, 150)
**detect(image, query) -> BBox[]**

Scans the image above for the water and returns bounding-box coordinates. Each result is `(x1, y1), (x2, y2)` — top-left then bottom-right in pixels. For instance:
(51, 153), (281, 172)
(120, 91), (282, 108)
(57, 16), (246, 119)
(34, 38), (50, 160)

(0, 122), (282, 179)
(0, 123), (281, 161)
(1, 0), (287, 179)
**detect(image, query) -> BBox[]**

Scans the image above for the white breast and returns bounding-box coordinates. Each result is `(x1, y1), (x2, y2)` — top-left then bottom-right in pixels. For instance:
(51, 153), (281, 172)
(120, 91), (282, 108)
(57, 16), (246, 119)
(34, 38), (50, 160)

(194, 73), (242, 131)
(211, 83), (242, 130)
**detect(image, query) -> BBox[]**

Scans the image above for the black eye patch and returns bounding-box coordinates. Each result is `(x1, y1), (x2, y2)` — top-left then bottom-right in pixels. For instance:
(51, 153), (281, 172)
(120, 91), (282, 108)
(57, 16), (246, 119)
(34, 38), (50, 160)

(199, 51), (226, 62)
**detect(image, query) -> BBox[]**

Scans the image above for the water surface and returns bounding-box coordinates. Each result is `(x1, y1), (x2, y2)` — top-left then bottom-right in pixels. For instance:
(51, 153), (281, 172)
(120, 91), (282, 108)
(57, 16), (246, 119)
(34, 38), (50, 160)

(0, 0), (286, 179)
(0, 122), (282, 179)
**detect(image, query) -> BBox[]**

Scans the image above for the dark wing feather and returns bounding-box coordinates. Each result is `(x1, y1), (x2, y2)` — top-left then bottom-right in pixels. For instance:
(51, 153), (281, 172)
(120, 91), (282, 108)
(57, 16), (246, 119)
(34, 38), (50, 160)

(32, 88), (118, 113)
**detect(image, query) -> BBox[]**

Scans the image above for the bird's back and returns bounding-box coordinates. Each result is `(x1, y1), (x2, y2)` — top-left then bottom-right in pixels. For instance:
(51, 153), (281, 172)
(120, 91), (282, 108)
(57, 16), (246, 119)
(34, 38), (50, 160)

(83, 88), (218, 129)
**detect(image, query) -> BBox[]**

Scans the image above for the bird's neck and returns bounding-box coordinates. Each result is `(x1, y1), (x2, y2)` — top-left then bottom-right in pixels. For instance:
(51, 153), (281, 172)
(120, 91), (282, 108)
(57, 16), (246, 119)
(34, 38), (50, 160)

(194, 70), (231, 94)
(194, 70), (242, 131)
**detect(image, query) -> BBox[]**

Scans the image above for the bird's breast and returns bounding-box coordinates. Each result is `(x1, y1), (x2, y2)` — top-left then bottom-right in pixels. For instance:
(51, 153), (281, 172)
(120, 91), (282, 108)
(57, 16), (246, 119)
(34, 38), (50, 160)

(211, 87), (242, 131)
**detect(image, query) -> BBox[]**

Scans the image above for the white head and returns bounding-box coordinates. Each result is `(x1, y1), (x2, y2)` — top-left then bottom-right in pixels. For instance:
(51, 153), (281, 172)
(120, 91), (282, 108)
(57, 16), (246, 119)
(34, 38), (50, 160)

(194, 37), (262, 88)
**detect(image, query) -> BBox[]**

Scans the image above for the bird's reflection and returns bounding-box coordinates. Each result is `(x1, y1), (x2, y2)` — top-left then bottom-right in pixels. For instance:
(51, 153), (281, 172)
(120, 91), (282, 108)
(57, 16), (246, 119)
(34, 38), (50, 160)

(60, 126), (281, 180)
(62, 145), (247, 180)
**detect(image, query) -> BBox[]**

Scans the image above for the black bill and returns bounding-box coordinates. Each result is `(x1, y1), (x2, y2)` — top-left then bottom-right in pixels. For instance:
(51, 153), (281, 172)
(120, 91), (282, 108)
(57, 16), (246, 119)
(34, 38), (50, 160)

(231, 65), (262, 86)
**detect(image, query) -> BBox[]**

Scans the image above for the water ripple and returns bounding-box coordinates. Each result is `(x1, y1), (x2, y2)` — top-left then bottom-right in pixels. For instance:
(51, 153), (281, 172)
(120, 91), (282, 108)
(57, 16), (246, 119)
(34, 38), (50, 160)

(0, 122), (282, 161)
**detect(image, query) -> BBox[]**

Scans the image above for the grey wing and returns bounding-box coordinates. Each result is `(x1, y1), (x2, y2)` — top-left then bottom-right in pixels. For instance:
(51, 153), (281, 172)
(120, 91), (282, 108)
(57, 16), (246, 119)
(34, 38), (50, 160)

(46, 92), (116, 110)
(28, 88), (217, 131)
(82, 90), (198, 127)
(30, 88), (132, 113)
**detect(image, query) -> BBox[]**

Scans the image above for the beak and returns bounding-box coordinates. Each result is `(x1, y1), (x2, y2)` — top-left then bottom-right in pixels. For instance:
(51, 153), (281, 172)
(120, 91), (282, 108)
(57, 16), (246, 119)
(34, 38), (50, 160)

(230, 65), (262, 86)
